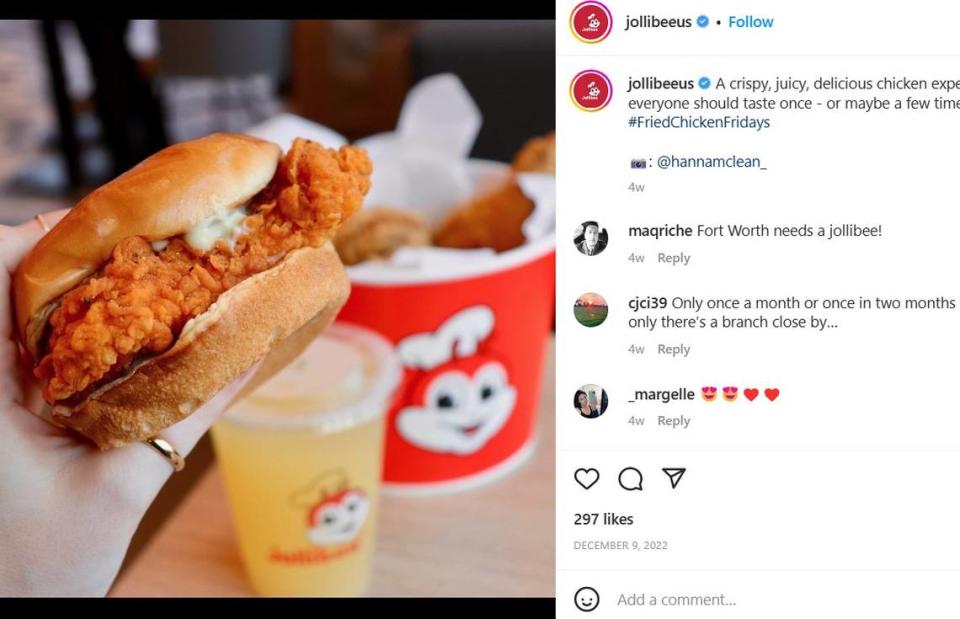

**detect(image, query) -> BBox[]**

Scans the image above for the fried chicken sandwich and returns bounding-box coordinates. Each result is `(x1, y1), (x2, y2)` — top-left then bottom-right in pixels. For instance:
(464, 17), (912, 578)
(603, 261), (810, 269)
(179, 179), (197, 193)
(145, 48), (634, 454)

(13, 133), (371, 448)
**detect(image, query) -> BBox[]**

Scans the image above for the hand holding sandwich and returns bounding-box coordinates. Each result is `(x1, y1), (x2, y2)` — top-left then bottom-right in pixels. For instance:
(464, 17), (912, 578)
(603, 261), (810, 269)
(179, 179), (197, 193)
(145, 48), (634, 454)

(0, 211), (260, 596)
(1, 134), (370, 595)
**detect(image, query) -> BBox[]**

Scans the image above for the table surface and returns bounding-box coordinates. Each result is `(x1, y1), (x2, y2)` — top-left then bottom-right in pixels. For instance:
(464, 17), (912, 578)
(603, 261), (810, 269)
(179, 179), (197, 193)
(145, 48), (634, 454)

(111, 339), (555, 597)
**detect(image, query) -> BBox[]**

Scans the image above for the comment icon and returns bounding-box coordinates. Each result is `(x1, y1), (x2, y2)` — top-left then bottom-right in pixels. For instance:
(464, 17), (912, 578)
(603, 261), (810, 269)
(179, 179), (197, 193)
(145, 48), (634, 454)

(618, 467), (644, 491)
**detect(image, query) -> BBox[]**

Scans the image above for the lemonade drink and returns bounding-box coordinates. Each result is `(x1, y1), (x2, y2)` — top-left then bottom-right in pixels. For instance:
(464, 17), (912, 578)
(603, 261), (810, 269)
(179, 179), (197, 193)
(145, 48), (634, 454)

(211, 323), (400, 597)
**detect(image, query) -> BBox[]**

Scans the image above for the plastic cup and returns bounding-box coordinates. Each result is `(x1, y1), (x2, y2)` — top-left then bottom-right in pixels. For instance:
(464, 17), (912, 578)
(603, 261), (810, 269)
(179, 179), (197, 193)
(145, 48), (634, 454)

(211, 323), (401, 596)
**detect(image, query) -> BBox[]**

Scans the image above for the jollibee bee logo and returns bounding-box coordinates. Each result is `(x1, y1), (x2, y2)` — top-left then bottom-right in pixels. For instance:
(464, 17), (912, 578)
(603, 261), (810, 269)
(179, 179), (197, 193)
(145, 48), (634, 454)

(269, 470), (369, 565)
(290, 470), (370, 547)
(570, 1), (613, 43)
(396, 306), (517, 456)
(570, 70), (613, 112)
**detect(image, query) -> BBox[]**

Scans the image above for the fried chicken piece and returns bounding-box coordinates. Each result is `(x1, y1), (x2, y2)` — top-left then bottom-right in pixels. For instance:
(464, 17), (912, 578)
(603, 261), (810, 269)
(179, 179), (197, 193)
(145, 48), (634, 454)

(433, 132), (555, 252)
(512, 132), (556, 174)
(333, 207), (432, 266)
(432, 180), (534, 252)
(36, 139), (371, 403)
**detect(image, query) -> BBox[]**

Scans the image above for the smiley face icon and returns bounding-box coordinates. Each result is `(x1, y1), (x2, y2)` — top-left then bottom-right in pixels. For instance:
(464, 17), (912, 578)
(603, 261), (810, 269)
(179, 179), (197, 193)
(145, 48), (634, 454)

(574, 586), (600, 612)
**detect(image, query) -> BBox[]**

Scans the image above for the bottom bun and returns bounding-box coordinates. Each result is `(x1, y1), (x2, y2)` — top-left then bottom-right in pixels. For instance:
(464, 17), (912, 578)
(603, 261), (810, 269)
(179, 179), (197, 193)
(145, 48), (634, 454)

(50, 242), (350, 449)
(228, 295), (349, 406)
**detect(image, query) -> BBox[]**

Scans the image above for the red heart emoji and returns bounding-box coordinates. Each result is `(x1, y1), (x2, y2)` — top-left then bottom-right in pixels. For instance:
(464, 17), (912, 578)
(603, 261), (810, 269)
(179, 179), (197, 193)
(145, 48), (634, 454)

(744, 388), (759, 401)
(764, 388), (780, 401)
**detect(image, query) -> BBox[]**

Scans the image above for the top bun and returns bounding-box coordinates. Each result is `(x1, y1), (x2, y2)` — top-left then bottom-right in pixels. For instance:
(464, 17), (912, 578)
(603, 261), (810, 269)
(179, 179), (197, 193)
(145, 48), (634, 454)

(13, 133), (281, 358)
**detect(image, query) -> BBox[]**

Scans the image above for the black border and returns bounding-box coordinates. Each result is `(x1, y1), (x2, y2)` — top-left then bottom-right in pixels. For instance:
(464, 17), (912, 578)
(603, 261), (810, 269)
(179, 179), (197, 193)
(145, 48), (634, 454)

(2, 2), (556, 19)
(0, 598), (555, 615)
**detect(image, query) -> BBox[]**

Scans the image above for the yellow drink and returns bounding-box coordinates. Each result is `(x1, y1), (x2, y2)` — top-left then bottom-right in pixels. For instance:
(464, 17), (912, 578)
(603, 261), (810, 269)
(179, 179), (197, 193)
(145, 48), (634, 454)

(211, 323), (401, 597)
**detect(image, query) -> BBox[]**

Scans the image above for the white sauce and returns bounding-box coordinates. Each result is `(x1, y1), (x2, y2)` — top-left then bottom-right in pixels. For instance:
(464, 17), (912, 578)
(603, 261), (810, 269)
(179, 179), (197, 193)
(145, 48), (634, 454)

(184, 205), (249, 252)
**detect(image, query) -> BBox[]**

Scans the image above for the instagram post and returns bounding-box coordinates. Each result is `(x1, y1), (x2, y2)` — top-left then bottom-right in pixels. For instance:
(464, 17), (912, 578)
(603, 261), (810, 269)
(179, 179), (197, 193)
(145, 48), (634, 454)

(4, 2), (960, 617)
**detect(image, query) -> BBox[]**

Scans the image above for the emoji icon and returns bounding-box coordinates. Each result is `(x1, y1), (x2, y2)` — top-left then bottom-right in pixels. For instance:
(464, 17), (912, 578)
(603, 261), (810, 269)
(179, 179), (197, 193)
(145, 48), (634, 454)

(722, 386), (738, 402)
(744, 388), (759, 401)
(701, 386), (717, 402)
(765, 388), (780, 401)
(575, 586), (600, 612)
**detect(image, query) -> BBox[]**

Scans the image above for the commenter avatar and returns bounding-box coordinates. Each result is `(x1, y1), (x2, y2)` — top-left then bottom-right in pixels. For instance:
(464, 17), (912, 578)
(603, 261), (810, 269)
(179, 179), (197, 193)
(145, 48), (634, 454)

(574, 220), (608, 256)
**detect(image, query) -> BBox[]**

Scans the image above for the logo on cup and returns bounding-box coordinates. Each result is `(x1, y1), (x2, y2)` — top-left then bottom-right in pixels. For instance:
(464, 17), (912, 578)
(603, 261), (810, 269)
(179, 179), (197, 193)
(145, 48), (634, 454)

(570, 1), (612, 43)
(570, 70), (613, 112)
(269, 470), (368, 565)
(396, 305), (517, 456)
(292, 470), (369, 547)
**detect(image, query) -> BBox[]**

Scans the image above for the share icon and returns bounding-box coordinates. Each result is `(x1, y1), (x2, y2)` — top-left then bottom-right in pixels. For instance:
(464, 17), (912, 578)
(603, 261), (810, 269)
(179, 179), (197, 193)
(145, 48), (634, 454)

(662, 468), (686, 489)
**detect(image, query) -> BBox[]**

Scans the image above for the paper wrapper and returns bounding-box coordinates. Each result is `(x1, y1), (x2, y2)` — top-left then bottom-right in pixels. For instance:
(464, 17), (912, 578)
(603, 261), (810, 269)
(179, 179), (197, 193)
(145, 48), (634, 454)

(248, 74), (555, 494)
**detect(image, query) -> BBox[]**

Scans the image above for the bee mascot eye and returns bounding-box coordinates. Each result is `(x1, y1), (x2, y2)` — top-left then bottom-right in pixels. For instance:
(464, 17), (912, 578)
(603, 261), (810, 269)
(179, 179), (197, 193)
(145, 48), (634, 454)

(436, 393), (455, 409)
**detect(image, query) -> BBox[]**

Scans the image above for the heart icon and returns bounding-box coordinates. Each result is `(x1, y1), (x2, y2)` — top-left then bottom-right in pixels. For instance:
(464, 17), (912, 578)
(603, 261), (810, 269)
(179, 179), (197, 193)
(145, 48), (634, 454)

(575, 468), (600, 490)
(764, 388), (780, 401)
(744, 388), (759, 401)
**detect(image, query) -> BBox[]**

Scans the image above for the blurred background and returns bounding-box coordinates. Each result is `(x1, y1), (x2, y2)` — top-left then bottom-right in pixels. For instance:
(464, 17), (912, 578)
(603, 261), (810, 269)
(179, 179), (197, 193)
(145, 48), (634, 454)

(0, 19), (554, 579)
(0, 19), (553, 224)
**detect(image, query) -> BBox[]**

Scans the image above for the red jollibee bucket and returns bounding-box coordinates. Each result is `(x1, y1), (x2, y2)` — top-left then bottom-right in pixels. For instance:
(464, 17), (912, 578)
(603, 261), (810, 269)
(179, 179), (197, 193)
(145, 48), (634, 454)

(337, 165), (555, 494)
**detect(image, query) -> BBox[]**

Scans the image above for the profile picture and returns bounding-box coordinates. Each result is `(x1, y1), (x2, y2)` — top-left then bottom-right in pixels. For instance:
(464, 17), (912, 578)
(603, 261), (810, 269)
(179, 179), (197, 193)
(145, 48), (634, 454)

(573, 220), (608, 256)
(573, 292), (608, 327)
(574, 384), (608, 419)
